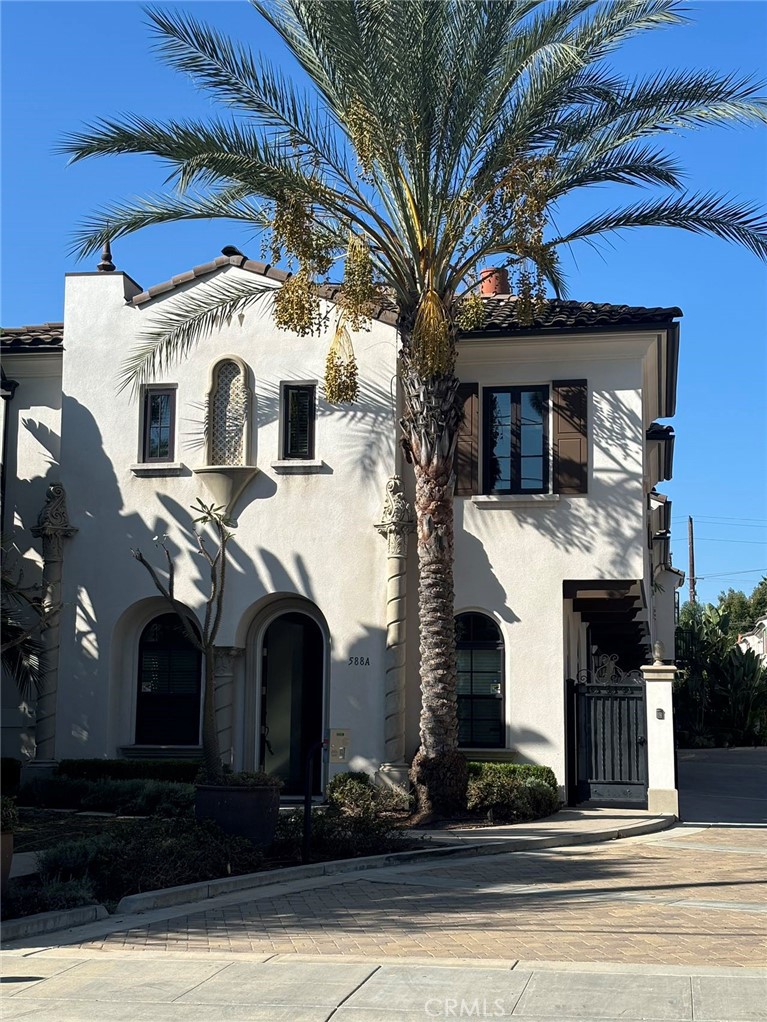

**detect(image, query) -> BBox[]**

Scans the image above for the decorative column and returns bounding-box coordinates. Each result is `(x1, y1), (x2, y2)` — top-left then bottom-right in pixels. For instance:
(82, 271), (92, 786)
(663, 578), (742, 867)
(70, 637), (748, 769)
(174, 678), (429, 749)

(213, 646), (244, 770)
(29, 483), (77, 765)
(374, 476), (415, 790)
(641, 641), (679, 817)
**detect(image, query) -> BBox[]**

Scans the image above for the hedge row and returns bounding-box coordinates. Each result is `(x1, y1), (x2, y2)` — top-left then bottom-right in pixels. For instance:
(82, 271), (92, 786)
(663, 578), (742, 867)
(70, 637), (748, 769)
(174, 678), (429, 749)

(57, 759), (201, 783)
(466, 762), (560, 823)
(19, 777), (194, 816)
(467, 761), (558, 792)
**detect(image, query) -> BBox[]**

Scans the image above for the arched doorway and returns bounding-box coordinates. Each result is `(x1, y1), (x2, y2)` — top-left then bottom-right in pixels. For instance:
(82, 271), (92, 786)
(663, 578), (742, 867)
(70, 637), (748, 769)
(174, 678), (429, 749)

(260, 611), (324, 795)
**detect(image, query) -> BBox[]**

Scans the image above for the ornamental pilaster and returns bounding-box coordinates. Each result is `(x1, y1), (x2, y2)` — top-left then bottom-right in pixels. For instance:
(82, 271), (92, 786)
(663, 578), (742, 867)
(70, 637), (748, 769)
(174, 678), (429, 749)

(374, 476), (414, 788)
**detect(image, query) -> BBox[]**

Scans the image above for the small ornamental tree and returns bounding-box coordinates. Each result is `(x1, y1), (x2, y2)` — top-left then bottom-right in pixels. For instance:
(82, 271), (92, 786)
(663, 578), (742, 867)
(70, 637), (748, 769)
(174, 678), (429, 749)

(132, 499), (231, 783)
(64, 1), (767, 815)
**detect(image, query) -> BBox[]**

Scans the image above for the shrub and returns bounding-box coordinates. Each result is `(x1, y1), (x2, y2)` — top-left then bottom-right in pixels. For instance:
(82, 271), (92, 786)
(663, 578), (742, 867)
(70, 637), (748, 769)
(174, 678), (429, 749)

(37, 817), (263, 906)
(273, 807), (405, 862)
(19, 776), (194, 816)
(326, 771), (407, 819)
(466, 762), (560, 823)
(520, 777), (560, 818)
(80, 779), (195, 816)
(1, 795), (19, 833)
(467, 761), (558, 794)
(57, 759), (201, 783)
(212, 770), (282, 788)
(1, 877), (96, 921)
(18, 776), (91, 810)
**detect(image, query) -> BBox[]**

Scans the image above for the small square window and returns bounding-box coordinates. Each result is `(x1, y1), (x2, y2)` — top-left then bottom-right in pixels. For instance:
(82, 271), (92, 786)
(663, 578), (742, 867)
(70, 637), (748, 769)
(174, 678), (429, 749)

(282, 384), (316, 459)
(142, 388), (176, 462)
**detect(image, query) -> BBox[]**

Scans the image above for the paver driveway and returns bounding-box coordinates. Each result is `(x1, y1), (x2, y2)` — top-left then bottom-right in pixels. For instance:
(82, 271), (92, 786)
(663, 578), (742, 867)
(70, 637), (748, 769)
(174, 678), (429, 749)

(72, 825), (767, 967)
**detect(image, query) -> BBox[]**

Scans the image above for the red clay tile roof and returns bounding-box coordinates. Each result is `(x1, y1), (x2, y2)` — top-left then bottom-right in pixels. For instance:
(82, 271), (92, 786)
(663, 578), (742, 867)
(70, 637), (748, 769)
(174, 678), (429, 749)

(1, 258), (681, 353)
(129, 252), (680, 333)
(1, 323), (64, 351)
(475, 298), (682, 334)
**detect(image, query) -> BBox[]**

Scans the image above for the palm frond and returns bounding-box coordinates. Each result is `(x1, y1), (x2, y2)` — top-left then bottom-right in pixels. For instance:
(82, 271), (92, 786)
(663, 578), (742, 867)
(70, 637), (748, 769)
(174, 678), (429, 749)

(120, 274), (275, 395)
(553, 192), (767, 259)
(71, 189), (272, 260)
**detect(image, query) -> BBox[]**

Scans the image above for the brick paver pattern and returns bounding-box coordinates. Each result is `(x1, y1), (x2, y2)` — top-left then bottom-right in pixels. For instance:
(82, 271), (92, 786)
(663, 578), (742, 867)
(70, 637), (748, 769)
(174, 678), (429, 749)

(76, 828), (767, 967)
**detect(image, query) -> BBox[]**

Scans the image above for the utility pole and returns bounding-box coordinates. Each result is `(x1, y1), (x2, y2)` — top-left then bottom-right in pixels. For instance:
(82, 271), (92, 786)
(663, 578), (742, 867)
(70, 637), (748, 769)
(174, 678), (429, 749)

(688, 516), (697, 604)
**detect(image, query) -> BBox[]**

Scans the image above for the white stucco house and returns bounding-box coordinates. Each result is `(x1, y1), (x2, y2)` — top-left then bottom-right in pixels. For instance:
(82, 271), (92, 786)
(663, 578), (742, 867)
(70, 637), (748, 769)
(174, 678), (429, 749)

(1, 249), (684, 813)
(739, 617), (767, 664)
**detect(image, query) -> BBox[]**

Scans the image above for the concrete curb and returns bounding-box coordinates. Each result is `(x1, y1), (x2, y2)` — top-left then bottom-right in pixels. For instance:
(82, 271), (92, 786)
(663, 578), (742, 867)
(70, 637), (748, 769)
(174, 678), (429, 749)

(0, 904), (109, 942)
(116, 813), (675, 914)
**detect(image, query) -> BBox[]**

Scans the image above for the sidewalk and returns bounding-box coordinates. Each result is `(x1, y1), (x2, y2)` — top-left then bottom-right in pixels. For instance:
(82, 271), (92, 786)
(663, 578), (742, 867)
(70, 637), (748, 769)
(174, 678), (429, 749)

(1, 948), (765, 1021)
(2, 813), (764, 1020)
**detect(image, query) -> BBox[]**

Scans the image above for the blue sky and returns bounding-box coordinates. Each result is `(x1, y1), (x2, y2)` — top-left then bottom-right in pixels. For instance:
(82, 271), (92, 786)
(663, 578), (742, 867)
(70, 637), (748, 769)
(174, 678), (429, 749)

(2, 1), (766, 605)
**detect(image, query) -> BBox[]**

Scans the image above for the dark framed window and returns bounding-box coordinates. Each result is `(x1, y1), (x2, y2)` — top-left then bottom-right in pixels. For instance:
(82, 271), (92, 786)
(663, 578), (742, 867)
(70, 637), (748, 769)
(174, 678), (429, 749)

(483, 385), (549, 494)
(142, 388), (176, 462)
(282, 384), (316, 459)
(456, 612), (505, 748)
(135, 614), (201, 745)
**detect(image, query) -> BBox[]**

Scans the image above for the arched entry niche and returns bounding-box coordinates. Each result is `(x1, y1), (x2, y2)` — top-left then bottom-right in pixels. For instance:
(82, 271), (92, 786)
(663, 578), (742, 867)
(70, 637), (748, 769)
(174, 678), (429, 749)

(243, 596), (328, 796)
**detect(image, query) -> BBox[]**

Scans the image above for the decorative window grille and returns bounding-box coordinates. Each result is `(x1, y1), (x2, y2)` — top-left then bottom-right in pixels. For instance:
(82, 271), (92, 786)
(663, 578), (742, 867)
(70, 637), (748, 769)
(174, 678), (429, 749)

(210, 360), (246, 465)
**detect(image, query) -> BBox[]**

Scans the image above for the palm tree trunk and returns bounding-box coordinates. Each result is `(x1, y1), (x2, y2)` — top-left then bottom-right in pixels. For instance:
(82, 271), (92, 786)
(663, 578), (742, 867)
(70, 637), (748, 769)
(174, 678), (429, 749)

(402, 367), (468, 817)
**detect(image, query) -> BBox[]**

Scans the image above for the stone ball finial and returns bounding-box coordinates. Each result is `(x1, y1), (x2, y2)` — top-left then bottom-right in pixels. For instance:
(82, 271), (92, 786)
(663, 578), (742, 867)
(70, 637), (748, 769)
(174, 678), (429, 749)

(97, 240), (115, 273)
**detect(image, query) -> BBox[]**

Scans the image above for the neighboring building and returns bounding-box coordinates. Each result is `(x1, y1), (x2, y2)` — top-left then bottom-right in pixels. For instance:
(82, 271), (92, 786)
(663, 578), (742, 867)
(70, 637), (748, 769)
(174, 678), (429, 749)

(1, 251), (684, 811)
(739, 617), (767, 664)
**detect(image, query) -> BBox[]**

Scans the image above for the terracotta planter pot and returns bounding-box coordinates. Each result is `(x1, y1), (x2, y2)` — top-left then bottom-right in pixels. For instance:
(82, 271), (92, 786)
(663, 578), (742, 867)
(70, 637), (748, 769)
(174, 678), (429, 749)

(195, 784), (280, 848)
(1, 832), (13, 892)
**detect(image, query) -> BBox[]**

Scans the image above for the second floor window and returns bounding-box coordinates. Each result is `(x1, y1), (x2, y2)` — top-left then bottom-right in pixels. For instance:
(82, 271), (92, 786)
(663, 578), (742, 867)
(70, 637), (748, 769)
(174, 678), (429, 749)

(283, 384), (316, 459)
(142, 388), (175, 462)
(483, 385), (549, 494)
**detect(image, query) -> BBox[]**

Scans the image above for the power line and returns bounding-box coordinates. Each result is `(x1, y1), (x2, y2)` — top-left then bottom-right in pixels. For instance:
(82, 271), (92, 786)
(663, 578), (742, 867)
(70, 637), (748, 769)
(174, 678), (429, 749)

(696, 538), (767, 545)
(697, 568), (767, 579)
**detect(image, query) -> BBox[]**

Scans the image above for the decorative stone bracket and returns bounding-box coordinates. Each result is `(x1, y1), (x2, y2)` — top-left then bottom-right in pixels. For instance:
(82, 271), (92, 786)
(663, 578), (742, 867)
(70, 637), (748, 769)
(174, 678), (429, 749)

(193, 465), (258, 514)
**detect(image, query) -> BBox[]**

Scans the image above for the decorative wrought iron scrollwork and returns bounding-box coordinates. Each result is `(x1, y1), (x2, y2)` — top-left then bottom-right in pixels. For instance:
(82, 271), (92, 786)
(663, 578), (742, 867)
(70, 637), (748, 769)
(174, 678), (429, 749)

(577, 650), (643, 685)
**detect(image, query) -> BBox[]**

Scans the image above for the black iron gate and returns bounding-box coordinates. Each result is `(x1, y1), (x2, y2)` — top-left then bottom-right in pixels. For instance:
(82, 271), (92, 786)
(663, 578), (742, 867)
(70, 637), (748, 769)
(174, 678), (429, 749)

(569, 654), (648, 805)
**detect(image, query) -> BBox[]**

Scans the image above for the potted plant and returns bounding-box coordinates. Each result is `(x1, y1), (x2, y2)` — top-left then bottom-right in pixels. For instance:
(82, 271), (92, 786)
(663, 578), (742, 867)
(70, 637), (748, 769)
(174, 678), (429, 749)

(1, 796), (18, 891)
(195, 770), (282, 848)
(133, 500), (282, 846)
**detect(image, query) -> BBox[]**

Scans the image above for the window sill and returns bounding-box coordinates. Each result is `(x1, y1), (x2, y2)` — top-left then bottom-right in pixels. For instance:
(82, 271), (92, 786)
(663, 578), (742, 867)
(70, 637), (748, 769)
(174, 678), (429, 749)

(270, 459), (325, 474)
(472, 493), (560, 509)
(130, 463), (185, 477)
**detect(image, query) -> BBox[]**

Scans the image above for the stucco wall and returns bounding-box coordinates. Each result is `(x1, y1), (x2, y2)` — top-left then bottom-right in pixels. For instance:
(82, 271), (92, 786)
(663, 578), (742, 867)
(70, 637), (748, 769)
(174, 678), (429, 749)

(54, 268), (397, 769)
(1, 352), (62, 758)
(405, 334), (654, 785)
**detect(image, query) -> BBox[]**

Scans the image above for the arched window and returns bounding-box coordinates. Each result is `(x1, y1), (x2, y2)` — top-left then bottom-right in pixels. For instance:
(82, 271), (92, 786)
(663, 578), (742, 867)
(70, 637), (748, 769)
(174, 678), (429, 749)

(209, 359), (247, 465)
(136, 614), (201, 746)
(455, 612), (504, 748)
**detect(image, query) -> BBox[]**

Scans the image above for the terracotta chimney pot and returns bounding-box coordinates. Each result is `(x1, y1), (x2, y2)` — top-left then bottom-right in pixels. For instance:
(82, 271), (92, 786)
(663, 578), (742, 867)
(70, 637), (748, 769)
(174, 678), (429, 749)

(480, 267), (510, 296)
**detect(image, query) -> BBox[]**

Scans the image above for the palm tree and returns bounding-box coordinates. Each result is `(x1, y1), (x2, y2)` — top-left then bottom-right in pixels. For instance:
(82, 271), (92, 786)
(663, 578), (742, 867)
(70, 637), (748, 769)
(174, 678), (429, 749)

(61, 0), (767, 816)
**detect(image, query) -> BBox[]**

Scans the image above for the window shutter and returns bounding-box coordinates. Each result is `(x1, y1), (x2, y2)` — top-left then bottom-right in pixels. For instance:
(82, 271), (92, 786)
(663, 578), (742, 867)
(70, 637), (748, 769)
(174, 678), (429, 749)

(552, 380), (588, 494)
(455, 383), (479, 496)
